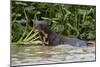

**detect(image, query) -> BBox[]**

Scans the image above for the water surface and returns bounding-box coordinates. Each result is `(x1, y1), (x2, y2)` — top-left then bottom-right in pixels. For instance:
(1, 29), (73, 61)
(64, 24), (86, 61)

(11, 44), (95, 66)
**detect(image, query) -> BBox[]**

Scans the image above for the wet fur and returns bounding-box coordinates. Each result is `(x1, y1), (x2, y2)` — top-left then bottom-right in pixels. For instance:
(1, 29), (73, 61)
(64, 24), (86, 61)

(33, 21), (89, 47)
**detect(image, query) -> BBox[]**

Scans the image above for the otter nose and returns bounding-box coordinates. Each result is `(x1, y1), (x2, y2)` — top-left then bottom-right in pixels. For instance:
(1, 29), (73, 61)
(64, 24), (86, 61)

(33, 27), (41, 32)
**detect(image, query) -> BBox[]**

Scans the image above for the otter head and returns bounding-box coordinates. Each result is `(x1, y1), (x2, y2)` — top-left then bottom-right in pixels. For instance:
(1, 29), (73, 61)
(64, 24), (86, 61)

(34, 21), (51, 34)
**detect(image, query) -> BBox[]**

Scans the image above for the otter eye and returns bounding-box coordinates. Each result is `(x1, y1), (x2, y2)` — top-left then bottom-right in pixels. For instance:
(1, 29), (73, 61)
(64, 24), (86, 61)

(39, 24), (43, 28)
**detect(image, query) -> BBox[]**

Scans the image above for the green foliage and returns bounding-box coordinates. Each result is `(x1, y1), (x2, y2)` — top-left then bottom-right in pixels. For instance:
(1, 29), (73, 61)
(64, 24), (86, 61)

(11, 1), (96, 44)
(12, 29), (42, 45)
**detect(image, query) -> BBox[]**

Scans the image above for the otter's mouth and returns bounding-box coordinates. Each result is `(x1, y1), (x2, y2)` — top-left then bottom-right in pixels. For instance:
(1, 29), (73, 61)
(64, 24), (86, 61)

(34, 28), (43, 33)
(34, 29), (40, 32)
(34, 28), (48, 38)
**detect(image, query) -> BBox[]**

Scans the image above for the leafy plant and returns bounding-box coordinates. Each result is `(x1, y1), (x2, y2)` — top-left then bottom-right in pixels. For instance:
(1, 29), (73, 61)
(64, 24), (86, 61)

(12, 30), (42, 45)
(11, 1), (96, 45)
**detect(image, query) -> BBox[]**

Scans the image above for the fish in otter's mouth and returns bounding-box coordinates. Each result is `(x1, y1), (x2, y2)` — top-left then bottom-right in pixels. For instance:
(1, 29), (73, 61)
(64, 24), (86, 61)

(33, 21), (49, 45)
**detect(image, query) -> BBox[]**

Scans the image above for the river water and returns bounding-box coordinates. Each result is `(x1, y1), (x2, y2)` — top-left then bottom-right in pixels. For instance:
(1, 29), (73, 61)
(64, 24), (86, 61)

(11, 44), (96, 66)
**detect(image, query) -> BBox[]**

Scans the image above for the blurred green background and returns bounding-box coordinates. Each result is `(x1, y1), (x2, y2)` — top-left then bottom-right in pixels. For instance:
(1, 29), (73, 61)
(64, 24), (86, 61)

(11, 1), (96, 45)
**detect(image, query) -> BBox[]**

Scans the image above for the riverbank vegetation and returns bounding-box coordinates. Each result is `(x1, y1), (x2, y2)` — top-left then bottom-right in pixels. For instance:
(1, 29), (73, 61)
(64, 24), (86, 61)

(11, 1), (96, 45)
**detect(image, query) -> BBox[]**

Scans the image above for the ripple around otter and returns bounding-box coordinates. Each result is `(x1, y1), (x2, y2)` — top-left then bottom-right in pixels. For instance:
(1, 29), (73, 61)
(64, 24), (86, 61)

(11, 45), (96, 66)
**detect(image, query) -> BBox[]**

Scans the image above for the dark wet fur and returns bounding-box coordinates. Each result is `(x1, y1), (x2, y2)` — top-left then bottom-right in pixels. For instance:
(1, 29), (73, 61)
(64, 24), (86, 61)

(34, 21), (88, 47)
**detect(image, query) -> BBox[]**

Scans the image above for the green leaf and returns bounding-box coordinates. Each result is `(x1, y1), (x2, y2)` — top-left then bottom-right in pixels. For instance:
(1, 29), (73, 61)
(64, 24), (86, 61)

(15, 2), (27, 6)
